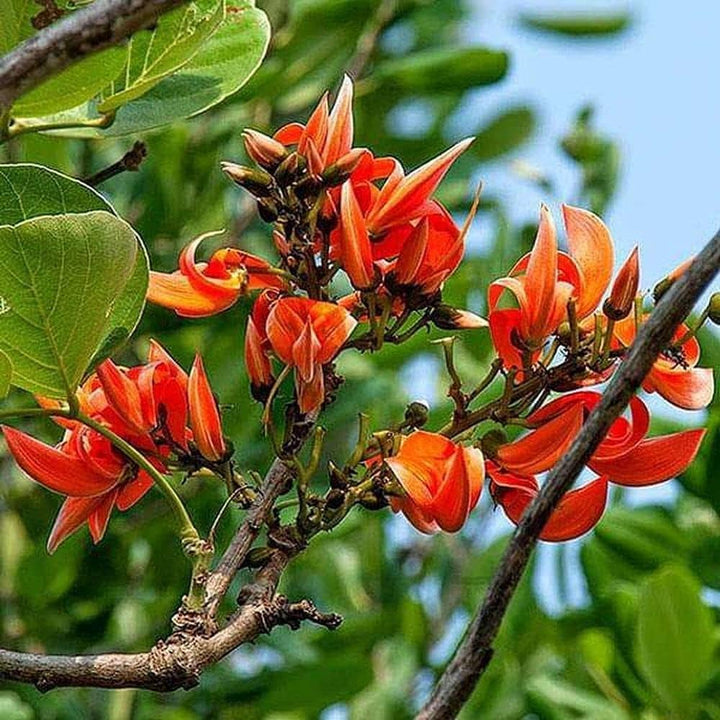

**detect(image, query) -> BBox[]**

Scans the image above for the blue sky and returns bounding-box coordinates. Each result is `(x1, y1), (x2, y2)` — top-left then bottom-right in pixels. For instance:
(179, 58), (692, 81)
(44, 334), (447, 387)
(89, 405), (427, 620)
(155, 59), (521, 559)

(463, 0), (720, 298)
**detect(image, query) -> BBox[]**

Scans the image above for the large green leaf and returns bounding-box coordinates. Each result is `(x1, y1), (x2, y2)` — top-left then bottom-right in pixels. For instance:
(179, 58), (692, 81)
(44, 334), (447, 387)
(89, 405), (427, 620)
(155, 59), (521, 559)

(0, 164), (148, 361)
(636, 565), (715, 713)
(0, 211), (138, 397)
(35, 1), (270, 138)
(472, 105), (536, 162)
(12, 47), (127, 117)
(97, 0), (225, 112)
(0, 349), (11, 399)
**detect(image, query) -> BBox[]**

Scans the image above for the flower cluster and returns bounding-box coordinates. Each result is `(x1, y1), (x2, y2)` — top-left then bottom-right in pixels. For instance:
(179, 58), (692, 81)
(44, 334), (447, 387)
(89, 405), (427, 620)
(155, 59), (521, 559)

(2, 343), (226, 551)
(2, 77), (714, 554)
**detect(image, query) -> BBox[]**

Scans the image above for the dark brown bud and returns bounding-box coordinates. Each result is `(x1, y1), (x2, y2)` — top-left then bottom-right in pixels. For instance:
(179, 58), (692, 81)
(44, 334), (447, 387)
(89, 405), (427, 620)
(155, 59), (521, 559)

(328, 461), (349, 489)
(321, 148), (366, 186)
(274, 152), (304, 185)
(404, 401), (429, 428)
(221, 161), (273, 197)
(326, 488), (345, 509)
(257, 199), (279, 223)
(430, 304), (488, 330)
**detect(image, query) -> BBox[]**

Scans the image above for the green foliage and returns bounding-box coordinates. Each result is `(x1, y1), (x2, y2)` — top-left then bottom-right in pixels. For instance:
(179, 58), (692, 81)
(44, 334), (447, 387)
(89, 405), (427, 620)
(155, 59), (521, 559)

(0, 211), (139, 397)
(636, 566), (716, 714)
(520, 11), (633, 38)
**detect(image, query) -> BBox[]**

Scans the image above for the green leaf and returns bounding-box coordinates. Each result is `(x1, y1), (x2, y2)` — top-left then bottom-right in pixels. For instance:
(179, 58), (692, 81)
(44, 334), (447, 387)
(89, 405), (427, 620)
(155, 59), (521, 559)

(0, 164), (149, 359)
(374, 47), (509, 94)
(12, 47), (127, 117)
(97, 0), (225, 112)
(0, 211), (138, 398)
(636, 565), (715, 713)
(34, 1), (270, 138)
(0, 0), (34, 54)
(0, 349), (11, 398)
(520, 12), (632, 38)
(472, 105), (536, 162)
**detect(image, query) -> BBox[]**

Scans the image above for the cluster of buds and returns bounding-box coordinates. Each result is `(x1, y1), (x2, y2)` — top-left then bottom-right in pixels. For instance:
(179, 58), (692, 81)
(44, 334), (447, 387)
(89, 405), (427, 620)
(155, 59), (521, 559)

(2, 343), (227, 551)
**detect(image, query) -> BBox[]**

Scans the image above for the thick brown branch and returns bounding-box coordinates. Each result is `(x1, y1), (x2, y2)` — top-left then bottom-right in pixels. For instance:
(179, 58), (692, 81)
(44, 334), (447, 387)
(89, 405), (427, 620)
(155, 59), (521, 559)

(0, 546), (340, 691)
(418, 228), (720, 720)
(203, 410), (318, 618)
(0, 0), (191, 113)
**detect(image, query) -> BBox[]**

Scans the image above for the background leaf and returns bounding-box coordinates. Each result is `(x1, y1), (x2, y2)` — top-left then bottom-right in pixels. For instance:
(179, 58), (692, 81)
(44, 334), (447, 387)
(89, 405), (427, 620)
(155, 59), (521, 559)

(636, 565), (715, 713)
(0, 349), (11, 398)
(0, 164), (148, 360)
(0, 211), (138, 397)
(520, 12), (632, 38)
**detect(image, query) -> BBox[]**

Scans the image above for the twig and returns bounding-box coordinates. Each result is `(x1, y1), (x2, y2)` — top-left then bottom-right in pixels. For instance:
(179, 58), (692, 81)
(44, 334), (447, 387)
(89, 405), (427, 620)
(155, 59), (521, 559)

(417, 226), (720, 720)
(83, 141), (147, 186)
(0, 0), (192, 115)
(345, 0), (397, 79)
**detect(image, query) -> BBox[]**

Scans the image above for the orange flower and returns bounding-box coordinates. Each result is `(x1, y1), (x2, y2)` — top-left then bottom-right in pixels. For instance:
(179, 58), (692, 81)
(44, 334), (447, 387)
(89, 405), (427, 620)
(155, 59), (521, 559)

(488, 463), (608, 542)
(147, 234), (284, 317)
(265, 298), (357, 413)
(2, 343), (226, 552)
(245, 290), (279, 401)
(497, 391), (706, 486)
(604, 246), (640, 320)
(614, 317), (714, 410)
(385, 431), (484, 533)
(488, 204), (615, 368)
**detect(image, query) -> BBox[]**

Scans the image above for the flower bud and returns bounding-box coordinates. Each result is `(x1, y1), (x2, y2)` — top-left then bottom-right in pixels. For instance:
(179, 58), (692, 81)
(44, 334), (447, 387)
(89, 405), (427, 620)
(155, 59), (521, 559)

(221, 161), (273, 197)
(242, 130), (288, 170)
(653, 256), (694, 303)
(430, 304), (488, 330)
(404, 401), (429, 428)
(188, 355), (227, 463)
(257, 198), (279, 223)
(274, 152), (304, 185)
(328, 461), (349, 489)
(321, 148), (366, 186)
(709, 293), (720, 325)
(603, 246), (639, 321)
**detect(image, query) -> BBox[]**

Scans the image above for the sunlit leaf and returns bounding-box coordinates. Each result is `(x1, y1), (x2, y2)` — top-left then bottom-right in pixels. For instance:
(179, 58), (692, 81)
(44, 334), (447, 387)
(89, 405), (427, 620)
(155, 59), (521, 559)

(0, 211), (138, 397)
(520, 12), (632, 38)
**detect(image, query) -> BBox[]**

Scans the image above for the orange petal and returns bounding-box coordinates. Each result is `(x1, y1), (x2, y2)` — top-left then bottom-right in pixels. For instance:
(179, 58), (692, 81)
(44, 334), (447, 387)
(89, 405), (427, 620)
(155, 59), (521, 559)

(188, 355), (227, 463)
(323, 75), (354, 164)
(47, 495), (107, 553)
(605, 246), (639, 319)
(394, 217), (429, 285)
(366, 138), (473, 232)
(296, 365), (325, 414)
(147, 271), (235, 318)
(96, 360), (147, 434)
(589, 429), (705, 486)
(488, 308), (533, 370)
(495, 475), (608, 542)
(299, 93), (329, 157)
(274, 122), (304, 145)
(339, 181), (376, 289)
(385, 456), (436, 508)
(88, 488), (119, 544)
(389, 495), (439, 534)
(266, 298), (312, 365)
(496, 403), (584, 476)
(523, 205), (559, 342)
(431, 448), (471, 532)
(245, 316), (274, 389)
(179, 235), (244, 302)
(562, 204), (614, 318)
(116, 470), (154, 511)
(2, 426), (122, 497)
(292, 322), (322, 382)
(646, 366), (714, 410)
(310, 302), (357, 363)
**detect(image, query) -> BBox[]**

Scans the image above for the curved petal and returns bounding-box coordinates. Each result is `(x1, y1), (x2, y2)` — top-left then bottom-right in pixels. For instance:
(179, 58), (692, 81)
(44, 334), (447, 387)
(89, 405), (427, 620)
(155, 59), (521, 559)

(147, 271), (236, 317)
(274, 122), (305, 145)
(497, 403), (584, 476)
(266, 298), (312, 364)
(589, 428), (706, 486)
(96, 360), (147, 434)
(646, 366), (714, 410)
(431, 449), (471, 532)
(116, 470), (154, 511)
(179, 235), (244, 303)
(385, 456), (436, 508)
(339, 181), (375, 289)
(523, 205), (558, 341)
(562, 204), (614, 318)
(495, 476), (608, 542)
(88, 488), (119, 544)
(188, 355), (226, 462)
(389, 496), (439, 534)
(310, 303), (357, 363)
(47, 495), (106, 553)
(2, 426), (121, 497)
(296, 366), (325, 415)
(324, 75), (354, 164)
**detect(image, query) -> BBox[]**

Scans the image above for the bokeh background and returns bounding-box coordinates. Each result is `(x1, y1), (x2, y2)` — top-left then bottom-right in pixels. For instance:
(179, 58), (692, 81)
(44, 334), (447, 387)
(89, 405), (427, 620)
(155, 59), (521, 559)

(1, 1), (720, 718)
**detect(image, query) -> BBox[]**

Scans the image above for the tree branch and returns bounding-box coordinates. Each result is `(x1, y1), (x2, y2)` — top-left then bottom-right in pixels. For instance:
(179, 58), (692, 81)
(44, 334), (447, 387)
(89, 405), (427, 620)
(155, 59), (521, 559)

(417, 228), (720, 720)
(203, 409), (319, 618)
(0, 0), (192, 113)
(0, 546), (340, 691)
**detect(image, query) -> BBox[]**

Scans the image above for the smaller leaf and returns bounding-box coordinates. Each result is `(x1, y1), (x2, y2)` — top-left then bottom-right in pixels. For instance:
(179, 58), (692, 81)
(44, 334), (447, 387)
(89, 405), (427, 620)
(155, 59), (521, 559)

(636, 565), (715, 712)
(12, 47), (126, 117)
(520, 12), (632, 38)
(374, 47), (509, 95)
(472, 106), (536, 162)
(0, 349), (11, 399)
